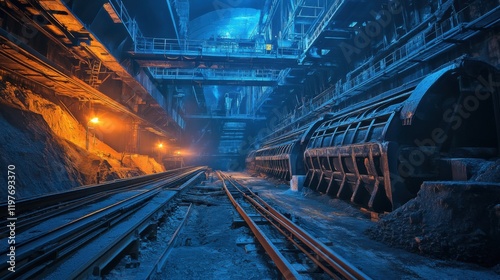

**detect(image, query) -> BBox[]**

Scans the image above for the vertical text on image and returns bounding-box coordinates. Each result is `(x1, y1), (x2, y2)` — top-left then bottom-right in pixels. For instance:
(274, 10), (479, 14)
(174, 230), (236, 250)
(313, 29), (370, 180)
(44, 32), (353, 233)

(7, 165), (17, 273)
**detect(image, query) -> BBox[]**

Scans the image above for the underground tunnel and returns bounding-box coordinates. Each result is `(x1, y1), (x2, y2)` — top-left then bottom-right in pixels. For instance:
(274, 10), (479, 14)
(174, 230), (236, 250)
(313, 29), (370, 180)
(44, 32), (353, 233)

(0, 0), (499, 279)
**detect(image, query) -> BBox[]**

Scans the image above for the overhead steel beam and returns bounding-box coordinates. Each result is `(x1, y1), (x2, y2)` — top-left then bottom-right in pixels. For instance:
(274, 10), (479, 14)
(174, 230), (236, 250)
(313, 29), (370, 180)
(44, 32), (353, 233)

(0, 30), (172, 137)
(106, 0), (143, 40)
(149, 67), (283, 83)
(252, 87), (275, 115)
(22, 0), (185, 132)
(166, 0), (181, 45)
(132, 37), (300, 60)
(302, 0), (345, 57)
(258, 0), (281, 36)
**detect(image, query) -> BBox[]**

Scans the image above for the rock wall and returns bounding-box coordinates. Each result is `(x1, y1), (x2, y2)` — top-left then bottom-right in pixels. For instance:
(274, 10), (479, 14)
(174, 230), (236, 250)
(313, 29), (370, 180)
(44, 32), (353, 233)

(0, 105), (82, 200)
(0, 78), (164, 201)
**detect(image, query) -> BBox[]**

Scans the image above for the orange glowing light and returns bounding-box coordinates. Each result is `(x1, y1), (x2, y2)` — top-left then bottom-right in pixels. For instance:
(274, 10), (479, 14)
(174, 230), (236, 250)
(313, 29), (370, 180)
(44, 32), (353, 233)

(90, 117), (99, 124)
(175, 151), (181, 155)
(158, 143), (164, 148)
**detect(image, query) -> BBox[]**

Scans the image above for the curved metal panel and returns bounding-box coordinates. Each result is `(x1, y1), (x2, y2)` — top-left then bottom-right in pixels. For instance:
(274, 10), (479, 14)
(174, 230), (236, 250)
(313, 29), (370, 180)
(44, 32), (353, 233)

(300, 115), (333, 145)
(400, 63), (459, 125)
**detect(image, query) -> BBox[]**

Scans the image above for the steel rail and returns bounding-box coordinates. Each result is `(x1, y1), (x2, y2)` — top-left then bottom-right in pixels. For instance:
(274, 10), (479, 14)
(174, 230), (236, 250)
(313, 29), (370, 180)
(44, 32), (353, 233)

(15, 167), (203, 248)
(0, 167), (206, 279)
(222, 173), (344, 278)
(0, 177), (162, 239)
(247, 187), (371, 280)
(245, 194), (354, 279)
(59, 170), (206, 279)
(143, 203), (194, 280)
(141, 170), (207, 279)
(1, 188), (160, 279)
(0, 166), (198, 218)
(0, 167), (201, 238)
(0, 192), (107, 239)
(219, 172), (371, 280)
(217, 171), (301, 280)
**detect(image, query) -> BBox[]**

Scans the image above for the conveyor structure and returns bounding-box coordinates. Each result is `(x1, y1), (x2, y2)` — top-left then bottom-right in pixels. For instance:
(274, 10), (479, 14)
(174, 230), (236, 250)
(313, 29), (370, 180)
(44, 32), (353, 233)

(249, 59), (500, 212)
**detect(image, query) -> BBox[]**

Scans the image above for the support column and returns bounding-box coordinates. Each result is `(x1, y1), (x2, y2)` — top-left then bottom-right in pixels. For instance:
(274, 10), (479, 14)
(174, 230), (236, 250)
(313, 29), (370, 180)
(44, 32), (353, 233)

(129, 121), (139, 154)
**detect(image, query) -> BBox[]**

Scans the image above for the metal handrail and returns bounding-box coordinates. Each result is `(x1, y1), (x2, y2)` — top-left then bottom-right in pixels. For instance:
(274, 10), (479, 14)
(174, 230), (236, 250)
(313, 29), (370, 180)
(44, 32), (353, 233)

(134, 37), (301, 58)
(108, 0), (143, 39)
(149, 68), (282, 81)
(270, 2), (495, 139)
(304, 0), (344, 51)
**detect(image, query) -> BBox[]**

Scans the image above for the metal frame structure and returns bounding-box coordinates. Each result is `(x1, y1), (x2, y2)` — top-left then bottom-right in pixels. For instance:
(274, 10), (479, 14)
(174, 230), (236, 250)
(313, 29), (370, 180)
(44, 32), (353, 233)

(149, 67), (284, 84)
(268, 2), (500, 141)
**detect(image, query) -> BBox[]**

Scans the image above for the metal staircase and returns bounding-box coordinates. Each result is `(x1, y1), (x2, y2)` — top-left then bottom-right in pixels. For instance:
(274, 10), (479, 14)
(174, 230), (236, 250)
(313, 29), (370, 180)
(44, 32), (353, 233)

(87, 60), (102, 88)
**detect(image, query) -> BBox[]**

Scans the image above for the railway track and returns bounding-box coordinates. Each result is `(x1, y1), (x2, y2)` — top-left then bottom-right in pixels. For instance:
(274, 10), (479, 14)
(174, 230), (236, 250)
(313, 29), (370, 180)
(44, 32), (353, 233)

(0, 167), (198, 219)
(0, 167), (206, 279)
(217, 171), (371, 280)
(0, 167), (202, 239)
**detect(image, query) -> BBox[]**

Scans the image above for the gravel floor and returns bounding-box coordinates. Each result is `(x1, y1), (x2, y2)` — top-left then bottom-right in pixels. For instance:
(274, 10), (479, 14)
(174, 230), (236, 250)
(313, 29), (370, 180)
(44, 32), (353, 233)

(232, 172), (500, 280)
(102, 172), (500, 279)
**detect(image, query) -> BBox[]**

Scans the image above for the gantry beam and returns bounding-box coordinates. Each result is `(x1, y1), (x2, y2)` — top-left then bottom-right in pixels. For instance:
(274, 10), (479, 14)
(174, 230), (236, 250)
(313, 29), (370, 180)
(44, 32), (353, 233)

(149, 68), (285, 85)
(0, 30), (170, 137)
(185, 115), (266, 121)
(266, 3), (500, 140)
(2, 0), (185, 133)
(105, 0), (143, 40)
(131, 37), (300, 61)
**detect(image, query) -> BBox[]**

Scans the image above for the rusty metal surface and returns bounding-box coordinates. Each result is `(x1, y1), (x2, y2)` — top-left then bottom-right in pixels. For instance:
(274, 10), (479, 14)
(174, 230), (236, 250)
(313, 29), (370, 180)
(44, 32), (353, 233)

(303, 92), (407, 211)
(252, 117), (331, 181)
(148, 203), (194, 277)
(254, 141), (297, 180)
(302, 59), (500, 212)
(219, 172), (372, 280)
(217, 172), (301, 280)
(305, 142), (394, 212)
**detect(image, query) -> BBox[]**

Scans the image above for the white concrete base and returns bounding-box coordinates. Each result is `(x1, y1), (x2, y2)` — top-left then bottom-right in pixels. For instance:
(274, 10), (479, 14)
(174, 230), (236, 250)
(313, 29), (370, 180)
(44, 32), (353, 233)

(290, 175), (306, 192)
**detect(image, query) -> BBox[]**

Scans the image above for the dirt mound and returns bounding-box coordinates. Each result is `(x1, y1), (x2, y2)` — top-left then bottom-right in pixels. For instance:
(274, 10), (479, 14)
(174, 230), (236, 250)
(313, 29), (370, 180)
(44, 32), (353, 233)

(472, 159), (500, 182)
(366, 181), (500, 267)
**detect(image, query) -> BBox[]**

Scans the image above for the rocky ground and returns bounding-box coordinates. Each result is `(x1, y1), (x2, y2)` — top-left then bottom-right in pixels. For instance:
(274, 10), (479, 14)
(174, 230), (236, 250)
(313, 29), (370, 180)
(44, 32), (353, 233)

(0, 103), (82, 199)
(160, 203), (275, 280)
(236, 173), (500, 279)
(103, 173), (499, 279)
(103, 180), (276, 280)
(367, 158), (500, 268)
(367, 181), (500, 267)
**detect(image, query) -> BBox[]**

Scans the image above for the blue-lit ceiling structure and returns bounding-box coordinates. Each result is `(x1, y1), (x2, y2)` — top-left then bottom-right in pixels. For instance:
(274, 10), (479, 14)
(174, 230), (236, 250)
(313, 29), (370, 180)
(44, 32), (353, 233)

(189, 8), (261, 40)
(0, 0), (498, 170)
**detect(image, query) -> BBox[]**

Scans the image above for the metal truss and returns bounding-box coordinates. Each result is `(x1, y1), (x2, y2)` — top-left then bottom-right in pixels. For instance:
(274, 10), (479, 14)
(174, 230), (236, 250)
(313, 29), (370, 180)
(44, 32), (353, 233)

(149, 67), (284, 83)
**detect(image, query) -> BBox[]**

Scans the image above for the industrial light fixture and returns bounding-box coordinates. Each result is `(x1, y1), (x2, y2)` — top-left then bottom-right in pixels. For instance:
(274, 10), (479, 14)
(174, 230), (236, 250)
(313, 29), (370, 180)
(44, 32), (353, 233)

(90, 117), (99, 124)
(156, 143), (165, 161)
(86, 117), (100, 150)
